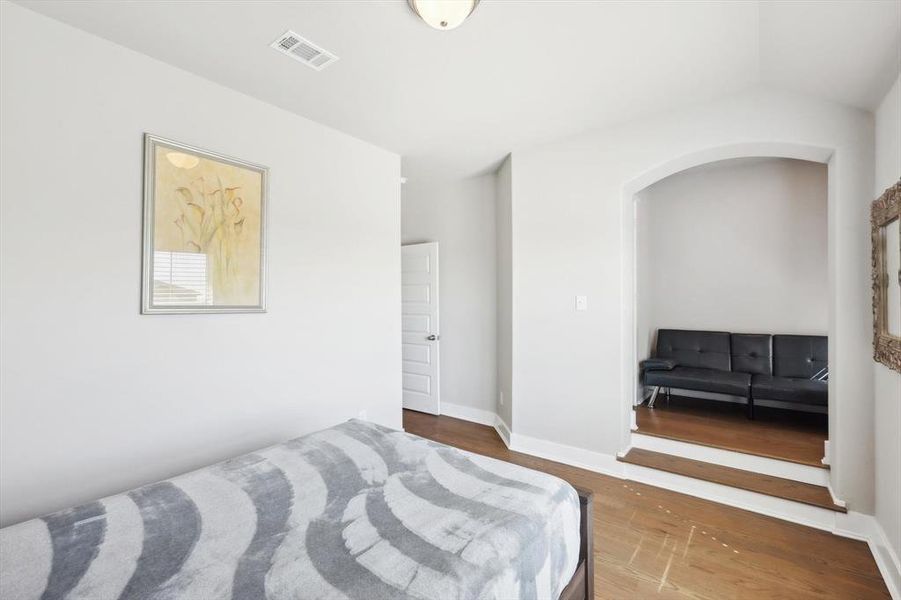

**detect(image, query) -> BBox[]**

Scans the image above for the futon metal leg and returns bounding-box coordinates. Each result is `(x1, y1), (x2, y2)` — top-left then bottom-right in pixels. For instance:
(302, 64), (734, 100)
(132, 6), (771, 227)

(747, 396), (755, 419)
(648, 386), (660, 408)
(665, 387), (671, 404)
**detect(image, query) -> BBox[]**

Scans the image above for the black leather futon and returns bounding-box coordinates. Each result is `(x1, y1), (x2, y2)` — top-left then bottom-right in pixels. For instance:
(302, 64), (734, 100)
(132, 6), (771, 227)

(642, 329), (827, 418)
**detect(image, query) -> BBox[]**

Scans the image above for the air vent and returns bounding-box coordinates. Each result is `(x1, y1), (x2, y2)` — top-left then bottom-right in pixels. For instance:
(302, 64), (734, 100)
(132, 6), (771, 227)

(270, 30), (338, 71)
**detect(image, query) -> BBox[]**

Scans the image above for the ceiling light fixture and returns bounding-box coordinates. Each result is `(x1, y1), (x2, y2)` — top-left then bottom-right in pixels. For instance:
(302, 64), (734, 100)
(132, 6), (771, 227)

(408, 0), (479, 31)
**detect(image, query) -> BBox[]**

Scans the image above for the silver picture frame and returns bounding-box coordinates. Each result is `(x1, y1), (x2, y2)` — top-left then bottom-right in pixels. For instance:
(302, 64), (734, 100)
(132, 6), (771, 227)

(141, 133), (269, 314)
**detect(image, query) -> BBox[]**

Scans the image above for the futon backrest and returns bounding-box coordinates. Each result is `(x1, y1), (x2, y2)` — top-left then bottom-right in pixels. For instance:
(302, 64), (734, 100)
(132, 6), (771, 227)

(730, 333), (772, 375)
(655, 329), (731, 371)
(773, 335), (828, 379)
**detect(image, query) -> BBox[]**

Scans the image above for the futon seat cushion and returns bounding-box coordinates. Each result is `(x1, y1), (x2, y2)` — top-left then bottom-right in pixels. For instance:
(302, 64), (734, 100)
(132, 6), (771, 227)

(751, 374), (828, 406)
(645, 366), (751, 397)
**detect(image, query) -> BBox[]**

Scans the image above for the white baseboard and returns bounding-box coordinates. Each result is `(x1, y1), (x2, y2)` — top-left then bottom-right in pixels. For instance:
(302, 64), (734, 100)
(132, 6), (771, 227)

(835, 513), (901, 600)
(874, 523), (901, 600)
(827, 482), (847, 509)
(508, 431), (625, 479)
(494, 417), (512, 447)
(440, 402), (497, 427)
(430, 407), (898, 597)
(440, 402), (513, 448)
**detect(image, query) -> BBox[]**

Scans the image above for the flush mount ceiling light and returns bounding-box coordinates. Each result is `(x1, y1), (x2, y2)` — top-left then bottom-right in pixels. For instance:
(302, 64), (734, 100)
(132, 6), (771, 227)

(408, 0), (480, 30)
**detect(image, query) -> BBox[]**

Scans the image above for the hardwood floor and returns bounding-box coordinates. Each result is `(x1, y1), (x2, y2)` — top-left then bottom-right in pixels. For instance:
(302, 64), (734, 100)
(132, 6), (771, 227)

(403, 410), (889, 599)
(618, 448), (844, 512)
(635, 395), (828, 467)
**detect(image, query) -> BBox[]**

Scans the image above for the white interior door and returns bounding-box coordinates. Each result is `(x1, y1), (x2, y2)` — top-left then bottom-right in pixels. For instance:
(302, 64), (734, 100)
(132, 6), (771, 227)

(401, 242), (440, 414)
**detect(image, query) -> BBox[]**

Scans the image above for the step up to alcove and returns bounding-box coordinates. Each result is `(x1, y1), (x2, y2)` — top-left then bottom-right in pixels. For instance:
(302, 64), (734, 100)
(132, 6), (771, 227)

(632, 398), (828, 469)
(618, 448), (845, 513)
(630, 430), (830, 486)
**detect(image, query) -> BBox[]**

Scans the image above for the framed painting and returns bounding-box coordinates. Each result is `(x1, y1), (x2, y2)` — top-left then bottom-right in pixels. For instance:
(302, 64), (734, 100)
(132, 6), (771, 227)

(142, 134), (268, 314)
(871, 180), (901, 372)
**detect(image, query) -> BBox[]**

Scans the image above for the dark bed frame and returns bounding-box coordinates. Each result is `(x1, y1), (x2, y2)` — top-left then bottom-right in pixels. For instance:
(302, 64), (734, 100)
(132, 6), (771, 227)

(558, 487), (594, 600)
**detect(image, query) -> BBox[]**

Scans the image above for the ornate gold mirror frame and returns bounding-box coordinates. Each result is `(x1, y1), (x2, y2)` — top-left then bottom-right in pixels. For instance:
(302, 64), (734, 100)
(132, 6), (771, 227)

(872, 180), (901, 372)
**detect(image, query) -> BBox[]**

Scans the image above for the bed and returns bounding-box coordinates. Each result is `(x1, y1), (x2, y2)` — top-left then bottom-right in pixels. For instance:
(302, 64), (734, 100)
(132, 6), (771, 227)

(0, 419), (593, 600)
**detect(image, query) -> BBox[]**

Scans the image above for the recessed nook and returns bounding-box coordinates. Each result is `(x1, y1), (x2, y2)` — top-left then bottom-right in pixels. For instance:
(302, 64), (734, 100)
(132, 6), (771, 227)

(620, 147), (843, 518)
(632, 156), (829, 465)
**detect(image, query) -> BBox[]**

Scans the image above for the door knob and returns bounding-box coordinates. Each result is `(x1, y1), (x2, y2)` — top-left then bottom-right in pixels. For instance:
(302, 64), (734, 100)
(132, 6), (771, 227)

(427, 334), (439, 341)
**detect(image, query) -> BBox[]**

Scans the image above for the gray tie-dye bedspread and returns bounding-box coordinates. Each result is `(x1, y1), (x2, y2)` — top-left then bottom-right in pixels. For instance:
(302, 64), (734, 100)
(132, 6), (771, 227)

(0, 419), (580, 600)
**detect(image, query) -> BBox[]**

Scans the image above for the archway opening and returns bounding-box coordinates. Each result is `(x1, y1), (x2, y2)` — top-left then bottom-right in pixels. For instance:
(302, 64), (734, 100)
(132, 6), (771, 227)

(633, 156), (828, 465)
(618, 142), (838, 488)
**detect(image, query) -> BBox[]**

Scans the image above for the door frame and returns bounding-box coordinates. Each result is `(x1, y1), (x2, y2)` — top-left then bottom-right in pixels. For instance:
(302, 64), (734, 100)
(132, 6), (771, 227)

(401, 242), (440, 415)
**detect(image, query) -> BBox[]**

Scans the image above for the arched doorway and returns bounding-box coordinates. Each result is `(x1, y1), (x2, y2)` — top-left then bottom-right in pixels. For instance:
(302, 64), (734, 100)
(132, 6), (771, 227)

(618, 142), (837, 484)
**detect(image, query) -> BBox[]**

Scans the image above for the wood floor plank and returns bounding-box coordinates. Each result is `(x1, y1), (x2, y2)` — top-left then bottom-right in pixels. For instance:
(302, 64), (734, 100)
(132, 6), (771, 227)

(618, 448), (845, 512)
(635, 395), (828, 467)
(402, 409), (889, 599)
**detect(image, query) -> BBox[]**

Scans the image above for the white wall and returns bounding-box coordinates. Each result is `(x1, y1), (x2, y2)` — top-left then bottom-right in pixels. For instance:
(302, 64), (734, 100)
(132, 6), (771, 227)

(509, 88), (875, 512)
(873, 75), (901, 580)
(401, 176), (497, 416)
(496, 157), (513, 429)
(0, 3), (401, 527)
(637, 157), (828, 362)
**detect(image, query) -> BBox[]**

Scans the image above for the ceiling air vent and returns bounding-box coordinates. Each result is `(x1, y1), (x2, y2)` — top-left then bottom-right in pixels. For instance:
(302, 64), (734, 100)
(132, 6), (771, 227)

(270, 30), (338, 71)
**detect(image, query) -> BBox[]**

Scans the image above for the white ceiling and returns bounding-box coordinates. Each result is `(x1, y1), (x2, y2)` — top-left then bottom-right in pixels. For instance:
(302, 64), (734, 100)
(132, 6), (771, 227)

(16, 0), (901, 183)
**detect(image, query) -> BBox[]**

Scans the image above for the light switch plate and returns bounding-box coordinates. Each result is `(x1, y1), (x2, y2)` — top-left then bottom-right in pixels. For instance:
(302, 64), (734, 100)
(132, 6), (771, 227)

(576, 296), (587, 311)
